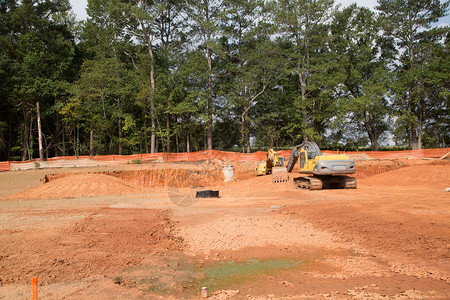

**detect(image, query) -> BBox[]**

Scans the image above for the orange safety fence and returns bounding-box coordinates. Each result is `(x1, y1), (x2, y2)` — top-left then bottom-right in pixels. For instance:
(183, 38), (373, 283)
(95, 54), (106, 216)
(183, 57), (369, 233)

(165, 150), (267, 162)
(0, 148), (448, 172)
(355, 148), (450, 159)
(0, 161), (10, 172)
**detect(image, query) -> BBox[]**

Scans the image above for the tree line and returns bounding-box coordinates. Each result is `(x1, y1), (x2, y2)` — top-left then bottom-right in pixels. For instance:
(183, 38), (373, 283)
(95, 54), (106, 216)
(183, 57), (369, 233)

(0, 0), (448, 161)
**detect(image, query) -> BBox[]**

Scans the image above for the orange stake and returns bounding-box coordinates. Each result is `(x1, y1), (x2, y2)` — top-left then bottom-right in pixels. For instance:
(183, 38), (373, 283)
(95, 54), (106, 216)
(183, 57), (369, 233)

(32, 277), (37, 300)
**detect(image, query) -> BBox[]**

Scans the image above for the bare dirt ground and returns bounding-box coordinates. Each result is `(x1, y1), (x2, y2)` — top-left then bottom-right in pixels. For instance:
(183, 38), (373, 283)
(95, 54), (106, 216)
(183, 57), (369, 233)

(0, 158), (449, 299)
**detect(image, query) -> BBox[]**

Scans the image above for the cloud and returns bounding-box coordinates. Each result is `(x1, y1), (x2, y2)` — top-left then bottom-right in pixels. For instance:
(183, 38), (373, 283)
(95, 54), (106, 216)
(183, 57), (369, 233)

(335, 0), (378, 10)
(69, 0), (88, 20)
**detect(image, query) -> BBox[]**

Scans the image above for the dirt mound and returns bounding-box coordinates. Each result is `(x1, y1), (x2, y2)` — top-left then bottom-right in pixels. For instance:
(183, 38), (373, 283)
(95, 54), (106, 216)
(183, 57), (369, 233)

(359, 164), (450, 187)
(8, 173), (137, 200)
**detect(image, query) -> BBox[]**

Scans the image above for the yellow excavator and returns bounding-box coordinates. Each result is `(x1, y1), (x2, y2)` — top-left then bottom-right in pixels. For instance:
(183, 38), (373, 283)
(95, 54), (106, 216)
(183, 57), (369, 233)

(286, 141), (356, 190)
(256, 149), (289, 183)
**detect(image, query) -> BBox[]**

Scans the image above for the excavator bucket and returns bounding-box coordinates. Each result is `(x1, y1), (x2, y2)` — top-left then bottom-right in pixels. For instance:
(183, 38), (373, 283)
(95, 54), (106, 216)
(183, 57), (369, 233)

(272, 166), (289, 183)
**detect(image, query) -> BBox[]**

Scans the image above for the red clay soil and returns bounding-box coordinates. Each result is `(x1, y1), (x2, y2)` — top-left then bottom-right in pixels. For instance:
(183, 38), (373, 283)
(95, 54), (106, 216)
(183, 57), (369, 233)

(0, 208), (182, 285)
(354, 158), (448, 179)
(4, 158), (448, 200)
(0, 158), (449, 299)
(280, 163), (450, 262)
(6, 173), (138, 200)
(41, 169), (223, 188)
(359, 164), (450, 186)
(4, 160), (259, 200)
(281, 198), (450, 262)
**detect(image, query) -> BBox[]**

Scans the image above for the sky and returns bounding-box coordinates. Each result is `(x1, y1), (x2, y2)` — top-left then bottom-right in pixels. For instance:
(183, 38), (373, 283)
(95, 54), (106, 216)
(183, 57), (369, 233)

(68, 0), (449, 26)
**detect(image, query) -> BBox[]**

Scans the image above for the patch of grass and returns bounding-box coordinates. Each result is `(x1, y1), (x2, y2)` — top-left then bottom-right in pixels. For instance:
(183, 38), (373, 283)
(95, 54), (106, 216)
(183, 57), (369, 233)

(116, 256), (304, 297)
(348, 248), (364, 257)
(195, 259), (303, 291)
(118, 256), (201, 295)
(131, 159), (142, 164)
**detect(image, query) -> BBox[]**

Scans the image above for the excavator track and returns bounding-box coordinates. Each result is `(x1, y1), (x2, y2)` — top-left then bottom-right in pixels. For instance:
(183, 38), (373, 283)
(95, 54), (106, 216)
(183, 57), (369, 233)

(341, 176), (357, 189)
(293, 175), (357, 190)
(293, 176), (323, 190)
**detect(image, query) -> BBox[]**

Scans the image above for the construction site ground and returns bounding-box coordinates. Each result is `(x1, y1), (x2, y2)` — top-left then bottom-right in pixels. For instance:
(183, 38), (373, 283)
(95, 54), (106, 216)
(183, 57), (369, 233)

(0, 158), (449, 299)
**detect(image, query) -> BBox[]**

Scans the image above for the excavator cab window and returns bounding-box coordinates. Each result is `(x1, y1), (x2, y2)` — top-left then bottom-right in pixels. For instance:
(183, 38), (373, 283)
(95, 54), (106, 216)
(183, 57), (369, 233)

(307, 152), (316, 160)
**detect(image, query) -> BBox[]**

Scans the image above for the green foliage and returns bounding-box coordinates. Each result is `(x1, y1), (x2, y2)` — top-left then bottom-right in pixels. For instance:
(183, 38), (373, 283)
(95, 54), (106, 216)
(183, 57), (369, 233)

(271, 0), (338, 143)
(0, 0), (448, 161)
(330, 4), (394, 150)
(376, 0), (449, 149)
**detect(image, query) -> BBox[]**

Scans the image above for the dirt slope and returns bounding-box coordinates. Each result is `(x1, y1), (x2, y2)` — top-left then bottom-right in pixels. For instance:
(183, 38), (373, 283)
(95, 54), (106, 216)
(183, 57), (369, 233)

(359, 164), (450, 187)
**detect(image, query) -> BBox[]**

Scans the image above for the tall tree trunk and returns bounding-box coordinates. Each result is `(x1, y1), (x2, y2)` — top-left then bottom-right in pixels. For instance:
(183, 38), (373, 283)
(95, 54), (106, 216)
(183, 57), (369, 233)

(118, 97), (122, 155)
(22, 108), (30, 161)
(73, 127), (76, 157)
(418, 95), (424, 150)
(143, 98), (149, 153)
(62, 128), (66, 156)
(7, 112), (13, 160)
(363, 113), (379, 151)
(409, 102), (419, 150)
(151, 114), (156, 153)
(36, 102), (44, 162)
(241, 114), (245, 153)
(299, 72), (308, 142)
(367, 128), (379, 151)
(299, 26), (310, 143)
(175, 130), (179, 153)
(118, 117), (122, 155)
(56, 116), (66, 156)
(166, 113), (170, 153)
(207, 44), (213, 150)
(246, 120), (251, 153)
(409, 48), (419, 150)
(411, 125), (418, 150)
(89, 128), (94, 159)
(186, 134), (190, 153)
(76, 126), (80, 158)
(138, 2), (156, 153)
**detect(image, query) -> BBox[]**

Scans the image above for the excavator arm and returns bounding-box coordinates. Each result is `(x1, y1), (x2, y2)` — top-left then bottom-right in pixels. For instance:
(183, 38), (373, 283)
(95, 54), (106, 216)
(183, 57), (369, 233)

(286, 142), (322, 173)
(286, 145), (301, 172)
